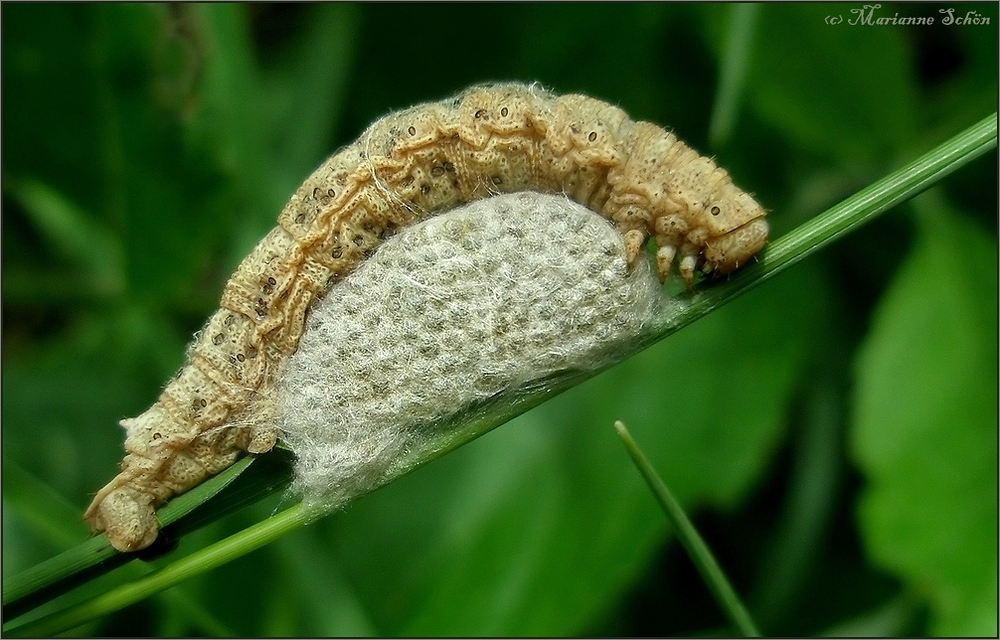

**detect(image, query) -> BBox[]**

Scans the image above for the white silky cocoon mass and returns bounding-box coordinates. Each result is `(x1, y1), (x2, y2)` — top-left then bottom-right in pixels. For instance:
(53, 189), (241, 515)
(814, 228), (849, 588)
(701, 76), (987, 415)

(272, 192), (665, 513)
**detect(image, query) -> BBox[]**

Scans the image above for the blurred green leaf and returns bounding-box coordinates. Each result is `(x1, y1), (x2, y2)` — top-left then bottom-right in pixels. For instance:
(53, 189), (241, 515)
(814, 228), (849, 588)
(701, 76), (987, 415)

(259, 5), (358, 195)
(86, 5), (223, 303)
(819, 594), (921, 637)
(749, 376), (843, 629)
(708, 3), (760, 149)
(2, 465), (88, 554)
(2, 5), (108, 214)
(188, 4), (356, 265)
(5, 179), (123, 294)
(270, 536), (377, 636)
(749, 4), (917, 162)
(851, 194), (998, 636)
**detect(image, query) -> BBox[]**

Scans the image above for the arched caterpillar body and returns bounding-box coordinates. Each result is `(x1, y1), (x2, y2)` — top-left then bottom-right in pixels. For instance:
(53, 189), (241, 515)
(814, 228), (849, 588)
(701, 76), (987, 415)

(85, 82), (768, 552)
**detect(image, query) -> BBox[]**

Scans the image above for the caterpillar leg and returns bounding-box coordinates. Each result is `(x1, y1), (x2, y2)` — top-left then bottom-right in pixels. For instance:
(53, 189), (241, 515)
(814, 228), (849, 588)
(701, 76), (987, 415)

(655, 245), (676, 283)
(679, 253), (699, 289)
(245, 425), (278, 454)
(622, 229), (648, 266)
(656, 244), (700, 289)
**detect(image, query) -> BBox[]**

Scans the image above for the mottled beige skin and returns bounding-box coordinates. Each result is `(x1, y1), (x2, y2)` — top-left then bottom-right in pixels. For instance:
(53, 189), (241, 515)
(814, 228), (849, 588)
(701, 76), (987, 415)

(86, 82), (768, 552)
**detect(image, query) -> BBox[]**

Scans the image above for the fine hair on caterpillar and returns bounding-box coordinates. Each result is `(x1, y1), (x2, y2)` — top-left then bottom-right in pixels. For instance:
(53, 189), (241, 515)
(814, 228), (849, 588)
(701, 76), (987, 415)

(85, 82), (769, 552)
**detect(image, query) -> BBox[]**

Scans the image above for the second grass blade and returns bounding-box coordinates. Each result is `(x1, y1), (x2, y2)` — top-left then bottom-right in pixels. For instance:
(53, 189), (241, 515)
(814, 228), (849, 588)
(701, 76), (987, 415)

(615, 420), (761, 637)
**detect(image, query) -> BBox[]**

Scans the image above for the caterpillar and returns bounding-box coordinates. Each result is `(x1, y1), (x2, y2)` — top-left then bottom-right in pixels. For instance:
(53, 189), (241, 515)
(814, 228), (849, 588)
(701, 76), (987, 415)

(85, 82), (768, 552)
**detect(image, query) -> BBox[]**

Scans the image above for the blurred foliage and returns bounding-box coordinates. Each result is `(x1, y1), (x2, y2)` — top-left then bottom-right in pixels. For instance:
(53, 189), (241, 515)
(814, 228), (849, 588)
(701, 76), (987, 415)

(2, 3), (996, 636)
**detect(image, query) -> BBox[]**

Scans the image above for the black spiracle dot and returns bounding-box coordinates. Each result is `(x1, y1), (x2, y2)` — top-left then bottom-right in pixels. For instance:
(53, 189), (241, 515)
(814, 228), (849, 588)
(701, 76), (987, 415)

(352, 235), (365, 246)
(295, 213), (306, 224)
(711, 205), (721, 215)
(327, 188), (336, 198)
(474, 108), (486, 119)
(312, 187), (321, 199)
(332, 245), (343, 258)
(236, 353), (246, 363)
(408, 126), (416, 136)
(212, 333), (225, 346)
(588, 131), (597, 142)
(442, 160), (455, 172)
(501, 106), (509, 117)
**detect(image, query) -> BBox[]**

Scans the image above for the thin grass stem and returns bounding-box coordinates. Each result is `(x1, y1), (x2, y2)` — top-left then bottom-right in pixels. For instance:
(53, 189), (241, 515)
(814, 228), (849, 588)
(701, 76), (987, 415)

(615, 421), (760, 637)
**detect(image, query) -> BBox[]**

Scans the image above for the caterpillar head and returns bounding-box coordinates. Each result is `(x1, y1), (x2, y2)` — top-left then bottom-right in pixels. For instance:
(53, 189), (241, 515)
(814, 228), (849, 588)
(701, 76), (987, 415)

(700, 187), (768, 275)
(702, 216), (769, 274)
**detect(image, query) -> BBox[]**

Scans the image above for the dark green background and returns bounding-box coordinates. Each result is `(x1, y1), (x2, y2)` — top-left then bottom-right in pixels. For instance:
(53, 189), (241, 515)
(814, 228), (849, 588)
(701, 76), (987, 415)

(3, 3), (996, 636)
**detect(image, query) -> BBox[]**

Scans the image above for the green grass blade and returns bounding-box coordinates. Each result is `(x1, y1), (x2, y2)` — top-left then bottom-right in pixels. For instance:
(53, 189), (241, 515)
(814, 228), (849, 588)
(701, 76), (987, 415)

(5, 503), (317, 637)
(3, 464), (91, 550)
(2, 456), (257, 619)
(614, 421), (760, 637)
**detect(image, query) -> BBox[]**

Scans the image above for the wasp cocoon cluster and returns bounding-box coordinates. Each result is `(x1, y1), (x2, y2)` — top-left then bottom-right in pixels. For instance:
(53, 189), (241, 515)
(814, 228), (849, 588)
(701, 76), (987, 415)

(275, 193), (665, 513)
(86, 83), (767, 552)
